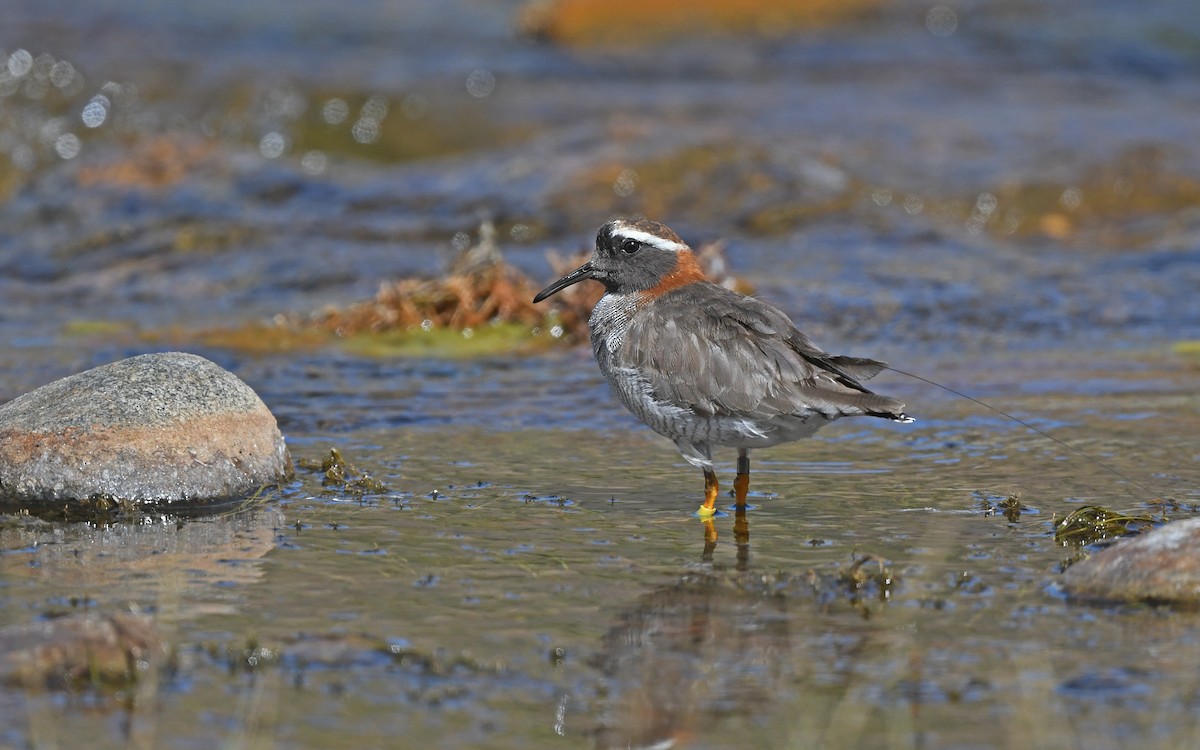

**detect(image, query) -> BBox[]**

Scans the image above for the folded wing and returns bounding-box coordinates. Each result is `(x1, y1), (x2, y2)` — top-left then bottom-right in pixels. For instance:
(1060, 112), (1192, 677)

(622, 286), (908, 422)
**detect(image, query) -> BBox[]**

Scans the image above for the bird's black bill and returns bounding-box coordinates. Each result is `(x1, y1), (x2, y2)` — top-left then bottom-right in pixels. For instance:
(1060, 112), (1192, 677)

(532, 261), (594, 303)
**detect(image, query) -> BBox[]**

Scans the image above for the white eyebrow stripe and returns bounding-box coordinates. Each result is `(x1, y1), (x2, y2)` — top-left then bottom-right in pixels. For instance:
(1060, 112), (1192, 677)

(613, 226), (687, 252)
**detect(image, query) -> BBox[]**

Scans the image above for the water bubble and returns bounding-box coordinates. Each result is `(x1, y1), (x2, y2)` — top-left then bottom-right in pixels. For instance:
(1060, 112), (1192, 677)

(462, 327), (475, 339)
(11, 144), (35, 171)
(130, 109), (159, 134)
(49, 60), (76, 89)
(300, 150), (327, 175)
(550, 325), (564, 338)
(100, 80), (129, 104)
(871, 187), (893, 206)
(264, 87), (305, 119)
(259, 131), (287, 159)
(351, 117), (380, 144)
(400, 93), (428, 120)
(510, 223), (532, 241)
(925, 5), (958, 37)
(199, 114), (221, 137)
(451, 231), (471, 251)
(1060, 187), (1083, 210)
(39, 117), (67, 144)
(0, 72), (19, 98)
(322, 98), (349, 125)
(81, 95), (110, 128)
(361, 95), (389, 122)
(32, 53), (55, 80)
(272, 87), (307, 118)
(903, 195), (925, 215)
(421, 319), (433, 332)
(7, 49), (33, 77)
(54, 133), (81, 160)
(613, 168), (638, 197)
(22, 75), (49, 100)
(465, 69), (495, 98)
(974, 192), (997, 216)
(59, 73), (85, 97)
(801, 160), (848, 192)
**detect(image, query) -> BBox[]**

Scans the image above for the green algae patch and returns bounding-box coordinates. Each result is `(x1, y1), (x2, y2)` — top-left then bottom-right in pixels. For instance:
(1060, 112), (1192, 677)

(189, 323), (334, 354)
(340, 322), (554, 359)
(234, 221), (739, 357)
(172, 320), (560, 359)
(977, 493), (1034, 523)
(831, 554), (898, 611)
(133, 221), (744, 358)
(278, 221), (595, 349)
(1054, 505), (1156, 548)
(286, 90), (530, 166)
(298, 447), (388, 498)
(1174, 341), (1200, 357)
(62, 319), (140, 337)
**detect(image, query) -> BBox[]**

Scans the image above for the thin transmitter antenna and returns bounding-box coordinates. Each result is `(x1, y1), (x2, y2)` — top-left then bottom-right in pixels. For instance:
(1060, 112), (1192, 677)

(886, 366), (1159, 498)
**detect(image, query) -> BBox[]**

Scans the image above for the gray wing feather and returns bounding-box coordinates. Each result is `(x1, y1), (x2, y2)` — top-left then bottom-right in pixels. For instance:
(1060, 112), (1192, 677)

(622, 285), (907, 421)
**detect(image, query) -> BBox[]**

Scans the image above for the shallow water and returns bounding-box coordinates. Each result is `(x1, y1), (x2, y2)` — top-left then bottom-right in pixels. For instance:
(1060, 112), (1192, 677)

(2, 0), (1200, 747)
(3, 348), (1198, 748)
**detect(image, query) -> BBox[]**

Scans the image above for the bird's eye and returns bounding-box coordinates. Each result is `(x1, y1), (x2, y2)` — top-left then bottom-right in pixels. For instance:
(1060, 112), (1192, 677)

(620, 238), (641, 254)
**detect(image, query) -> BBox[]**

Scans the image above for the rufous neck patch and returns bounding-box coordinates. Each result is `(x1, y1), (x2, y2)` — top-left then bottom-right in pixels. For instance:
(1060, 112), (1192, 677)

(639, 251), (707, 302)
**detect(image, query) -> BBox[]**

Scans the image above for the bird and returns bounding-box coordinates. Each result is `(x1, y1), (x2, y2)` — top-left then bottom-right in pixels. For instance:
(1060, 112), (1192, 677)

(533, 218), (913, 516)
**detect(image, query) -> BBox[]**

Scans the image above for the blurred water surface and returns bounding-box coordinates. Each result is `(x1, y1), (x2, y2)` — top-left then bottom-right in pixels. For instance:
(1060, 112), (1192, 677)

(1, 0), (1199, 345)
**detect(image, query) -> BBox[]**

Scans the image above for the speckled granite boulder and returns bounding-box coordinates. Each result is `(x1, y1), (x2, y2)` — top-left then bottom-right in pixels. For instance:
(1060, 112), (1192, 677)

(1062, 517), (1200, 606)
(0, 352), (291, 508)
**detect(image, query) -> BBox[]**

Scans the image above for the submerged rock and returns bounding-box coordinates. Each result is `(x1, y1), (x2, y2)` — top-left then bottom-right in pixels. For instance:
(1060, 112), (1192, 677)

(0, 612), (163, 688)
(0, 352), (291, 510)
(1062, 517), (1200, 606)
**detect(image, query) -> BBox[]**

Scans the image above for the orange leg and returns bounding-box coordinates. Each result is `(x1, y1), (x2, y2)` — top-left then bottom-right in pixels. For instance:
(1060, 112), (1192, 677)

(697, 467), (719, 516)
(701, 518), (718, 562)
(734, 505), (750, 569)
(733, 450), (751, 509)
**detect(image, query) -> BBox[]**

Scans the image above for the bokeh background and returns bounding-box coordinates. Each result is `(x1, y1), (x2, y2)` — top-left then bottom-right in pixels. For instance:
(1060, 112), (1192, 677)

(3, 0), (1199, 354)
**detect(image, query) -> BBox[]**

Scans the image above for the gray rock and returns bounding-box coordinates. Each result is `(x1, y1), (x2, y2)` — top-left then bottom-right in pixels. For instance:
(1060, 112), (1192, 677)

(1062, 517), (1200, 606)
(0, 352), (291, 508)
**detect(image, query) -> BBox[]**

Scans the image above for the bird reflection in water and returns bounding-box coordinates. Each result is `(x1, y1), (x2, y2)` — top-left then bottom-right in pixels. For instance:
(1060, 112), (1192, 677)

(699, 507), (751, 569)
(588, 570), (793, 749)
